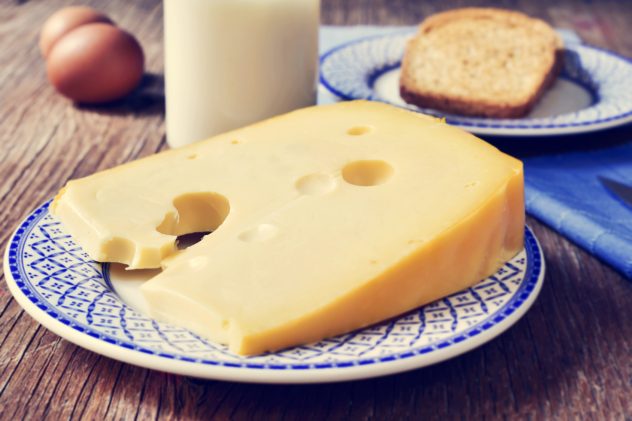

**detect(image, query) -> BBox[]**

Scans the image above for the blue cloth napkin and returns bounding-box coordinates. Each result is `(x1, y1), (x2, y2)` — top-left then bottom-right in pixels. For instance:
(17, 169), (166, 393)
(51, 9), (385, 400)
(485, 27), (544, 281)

(319, 26), (632, 278)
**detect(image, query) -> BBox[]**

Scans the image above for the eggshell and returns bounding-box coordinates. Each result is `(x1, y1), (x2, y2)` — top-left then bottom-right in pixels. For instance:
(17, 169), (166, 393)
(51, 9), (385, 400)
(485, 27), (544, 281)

(39, 6), (113, 58)
(46, 23), (144, 103)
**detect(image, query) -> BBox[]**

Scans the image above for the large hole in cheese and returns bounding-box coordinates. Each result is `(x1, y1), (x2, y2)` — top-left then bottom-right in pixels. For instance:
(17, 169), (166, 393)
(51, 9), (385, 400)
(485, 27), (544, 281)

(342, 160), (394, 186)
(176, 232), (210, 250)
(156, 192), (230, 237)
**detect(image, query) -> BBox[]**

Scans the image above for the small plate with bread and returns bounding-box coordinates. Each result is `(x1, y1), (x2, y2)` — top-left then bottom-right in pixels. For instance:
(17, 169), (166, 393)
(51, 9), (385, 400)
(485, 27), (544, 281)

(320, 8), (632, 136)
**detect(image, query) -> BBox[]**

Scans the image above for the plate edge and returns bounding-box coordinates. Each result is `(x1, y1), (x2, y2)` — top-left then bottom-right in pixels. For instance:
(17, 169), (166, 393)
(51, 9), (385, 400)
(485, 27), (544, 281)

(3, 210), (546, 384)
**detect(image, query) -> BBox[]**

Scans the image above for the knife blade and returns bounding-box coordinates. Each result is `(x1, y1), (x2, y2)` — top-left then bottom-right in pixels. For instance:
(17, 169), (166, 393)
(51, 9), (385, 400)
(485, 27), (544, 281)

(598, 176), (632, 210)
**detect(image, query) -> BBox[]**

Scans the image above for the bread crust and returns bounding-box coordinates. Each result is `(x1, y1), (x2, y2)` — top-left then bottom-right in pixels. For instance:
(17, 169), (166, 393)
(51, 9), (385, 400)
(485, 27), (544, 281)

(399, 8), (564, 118)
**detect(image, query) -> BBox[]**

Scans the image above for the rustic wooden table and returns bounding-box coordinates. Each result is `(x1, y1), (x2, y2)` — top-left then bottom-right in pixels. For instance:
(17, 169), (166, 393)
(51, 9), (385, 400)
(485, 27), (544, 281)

(1, 0), (631, 419)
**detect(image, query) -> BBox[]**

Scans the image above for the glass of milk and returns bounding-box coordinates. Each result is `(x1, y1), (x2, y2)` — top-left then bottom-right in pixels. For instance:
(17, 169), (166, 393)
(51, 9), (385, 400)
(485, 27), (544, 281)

(164, 0), (320, 148)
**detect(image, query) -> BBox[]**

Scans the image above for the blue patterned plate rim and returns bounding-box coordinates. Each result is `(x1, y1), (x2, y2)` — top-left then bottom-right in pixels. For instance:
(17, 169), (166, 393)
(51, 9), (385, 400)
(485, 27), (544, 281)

(319, 30), (632, 136)
(4, 202), (545, 383)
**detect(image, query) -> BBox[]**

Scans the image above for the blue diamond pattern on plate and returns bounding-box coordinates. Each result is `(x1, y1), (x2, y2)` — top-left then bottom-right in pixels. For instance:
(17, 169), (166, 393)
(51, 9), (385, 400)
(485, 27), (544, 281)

(8, 202), (541, 370)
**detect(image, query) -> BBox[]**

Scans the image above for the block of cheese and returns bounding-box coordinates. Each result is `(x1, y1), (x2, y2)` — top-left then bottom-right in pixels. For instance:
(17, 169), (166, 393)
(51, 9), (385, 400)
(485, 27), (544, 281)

(51, 101), (524, 355)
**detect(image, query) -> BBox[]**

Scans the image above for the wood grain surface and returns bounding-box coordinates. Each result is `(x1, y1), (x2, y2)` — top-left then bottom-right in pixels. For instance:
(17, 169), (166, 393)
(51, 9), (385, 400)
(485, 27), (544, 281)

(0, 0), (631, 419)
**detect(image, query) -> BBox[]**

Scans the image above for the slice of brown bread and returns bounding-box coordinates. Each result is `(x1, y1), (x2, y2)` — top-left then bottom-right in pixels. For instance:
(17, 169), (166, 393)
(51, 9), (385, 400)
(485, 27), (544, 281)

(399, 8), (563, 118)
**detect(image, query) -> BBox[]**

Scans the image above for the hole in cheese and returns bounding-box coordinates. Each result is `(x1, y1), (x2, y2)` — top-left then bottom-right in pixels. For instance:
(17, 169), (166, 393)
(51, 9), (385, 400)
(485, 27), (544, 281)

(295, 173), (336, 195)
(187, 256), (208, 269)
(342, 160), (394, 186)
(176, 232), (210, 250)
(238, 224), (278, 242)
(347, 126), (372, 136)
(156, 192), (230, 237)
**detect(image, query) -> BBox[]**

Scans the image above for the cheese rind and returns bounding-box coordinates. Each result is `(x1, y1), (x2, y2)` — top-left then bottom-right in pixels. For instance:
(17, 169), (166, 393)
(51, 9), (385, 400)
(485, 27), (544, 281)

(51, 101), (524, 355)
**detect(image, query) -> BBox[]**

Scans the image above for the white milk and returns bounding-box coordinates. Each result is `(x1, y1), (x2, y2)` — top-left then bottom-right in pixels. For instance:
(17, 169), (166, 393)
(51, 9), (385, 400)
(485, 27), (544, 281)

(164, 0), (320, 148)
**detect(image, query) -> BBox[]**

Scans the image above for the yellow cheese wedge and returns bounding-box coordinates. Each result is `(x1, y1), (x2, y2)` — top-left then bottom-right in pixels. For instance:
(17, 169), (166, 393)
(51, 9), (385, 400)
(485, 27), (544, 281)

(51, 101), (524, 355)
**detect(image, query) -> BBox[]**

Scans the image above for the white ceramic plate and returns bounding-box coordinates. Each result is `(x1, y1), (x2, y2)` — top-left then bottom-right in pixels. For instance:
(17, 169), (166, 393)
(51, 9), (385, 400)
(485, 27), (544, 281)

(320, 31), (632, 136)
(4, 202), (545, 383)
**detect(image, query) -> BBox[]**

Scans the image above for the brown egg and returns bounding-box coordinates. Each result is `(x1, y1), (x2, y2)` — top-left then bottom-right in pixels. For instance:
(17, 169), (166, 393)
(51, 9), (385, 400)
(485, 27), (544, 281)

(46, 23), (144, 103)
(39, 6), (113, 58)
